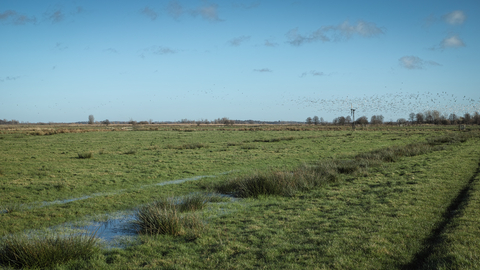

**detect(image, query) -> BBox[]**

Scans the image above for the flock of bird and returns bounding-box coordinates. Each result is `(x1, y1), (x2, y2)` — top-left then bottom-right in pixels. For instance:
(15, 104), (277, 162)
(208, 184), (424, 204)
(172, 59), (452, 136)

(296, 91), (480, 119)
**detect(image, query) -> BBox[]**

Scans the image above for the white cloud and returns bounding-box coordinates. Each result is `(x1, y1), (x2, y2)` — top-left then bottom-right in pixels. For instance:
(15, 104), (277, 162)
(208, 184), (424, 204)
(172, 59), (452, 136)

(228, 36), (250, 46)
(104, 48), (118, 53)
(141, 7), (158, 21)
(167, 0), (184, 19)
(232, 1), (260, 9)
(47, 9), (64, 23)
(0, 10), (37, 25)
(399, 56), (441, 70)
(442, 10), (466, 25)
(441, 35), (465, 48)
(140, 46), (177, 58)
(193, 3), (223, 22)
(286, 20), (384, 46)
(264, 40), (278, 47)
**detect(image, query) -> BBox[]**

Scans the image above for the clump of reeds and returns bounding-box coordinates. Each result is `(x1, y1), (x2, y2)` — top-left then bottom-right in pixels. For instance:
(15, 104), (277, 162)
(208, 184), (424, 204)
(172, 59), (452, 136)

(124, 149), (137, 155)
(0, 232), (99, 269)
(77, 152), (93, 159)
(165, 143), (207, 150)
(133, 193), (227, 236)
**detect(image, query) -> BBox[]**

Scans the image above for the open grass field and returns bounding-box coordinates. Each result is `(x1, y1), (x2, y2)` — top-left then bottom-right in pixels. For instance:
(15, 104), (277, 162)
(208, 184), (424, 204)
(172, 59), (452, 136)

(1, 124), (480, 269)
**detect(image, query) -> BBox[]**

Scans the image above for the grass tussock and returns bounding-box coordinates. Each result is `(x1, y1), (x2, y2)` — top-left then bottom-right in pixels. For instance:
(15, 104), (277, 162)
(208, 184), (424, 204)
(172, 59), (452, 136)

(214, 160), (373, 198)
(133, 193), (227, 236)
(165, 143), (208, 150)
(124, 149), (137, 155)
(0, 232), (99, 269)
(77, 152), (93, 159)
(253, 136), (298, 143)
(214, 132), (479, 198)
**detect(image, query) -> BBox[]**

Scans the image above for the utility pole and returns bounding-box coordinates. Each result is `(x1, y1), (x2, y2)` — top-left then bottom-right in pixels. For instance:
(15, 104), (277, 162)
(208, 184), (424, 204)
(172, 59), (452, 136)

(351, 104), (356, 130)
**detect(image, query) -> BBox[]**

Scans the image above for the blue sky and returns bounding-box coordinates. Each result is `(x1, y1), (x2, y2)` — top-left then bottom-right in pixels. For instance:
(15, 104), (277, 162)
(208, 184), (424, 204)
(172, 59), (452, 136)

(1, 0), (479, 123)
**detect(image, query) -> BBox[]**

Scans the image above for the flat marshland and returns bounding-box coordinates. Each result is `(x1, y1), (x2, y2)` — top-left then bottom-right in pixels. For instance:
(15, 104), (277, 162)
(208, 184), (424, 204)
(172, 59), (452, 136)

(1, 124), (480, 269)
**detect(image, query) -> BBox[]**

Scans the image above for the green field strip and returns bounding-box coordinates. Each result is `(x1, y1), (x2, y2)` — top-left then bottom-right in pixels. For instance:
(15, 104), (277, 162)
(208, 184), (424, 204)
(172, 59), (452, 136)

(96, 138), (480, 269)
(412, 156), (480, 269)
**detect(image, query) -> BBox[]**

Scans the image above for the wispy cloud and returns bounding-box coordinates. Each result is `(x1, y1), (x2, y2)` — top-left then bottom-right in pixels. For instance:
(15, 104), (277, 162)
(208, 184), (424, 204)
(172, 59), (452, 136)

(74, 6), (85, 15)
(167, 0), (184, 19)
(232, 1), (260, 9)
(141, 7), (158, 21)
(140, 46), (177, 58)
(441, 35), (465, 49)
(54, 42), (68, 51)
(104, 48), (118, 53)
(46, 9), (64, 23)
(300, 70), (324, 77)
(254, 68), (272, 72)
(286, 20), (384, 46)
(0, 10), (37, 25)
(399, 56), (441, 70)
(442, 10), (466, 25)
(192, 3), (223, 22)
(264, 39), (278, 47)
(228, 36), (250, 46)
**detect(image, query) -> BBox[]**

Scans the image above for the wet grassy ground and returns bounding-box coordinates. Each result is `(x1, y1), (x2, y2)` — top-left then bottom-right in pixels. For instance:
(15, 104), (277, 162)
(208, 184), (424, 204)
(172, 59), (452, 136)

(1, 124), (480, 269)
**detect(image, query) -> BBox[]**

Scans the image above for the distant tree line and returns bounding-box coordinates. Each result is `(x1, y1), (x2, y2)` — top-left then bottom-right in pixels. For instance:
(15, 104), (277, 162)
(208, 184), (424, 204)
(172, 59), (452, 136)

(324, 111), (480, 126)
(305, 116), (325, 125)
(0, 119), (19, 125)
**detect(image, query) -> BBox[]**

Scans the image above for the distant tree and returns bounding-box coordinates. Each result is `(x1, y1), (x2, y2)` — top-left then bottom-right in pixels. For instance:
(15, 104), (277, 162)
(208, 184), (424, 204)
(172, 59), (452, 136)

(356, 116), (368, 125)
(464, 113), (471, 125)
(129, 119), (137, 125)
(337, 116), (346, 125)
(313, 116), (320, 125)
(102, 119), (110, 126)
(397, 118), (407, 125)
(448, 113), (459, 124)
(416, 113), (424, 124)
(474, 112), (480, 125)
(88, 115), (94, 124)
(409, 113), (415, 123)
(345, 116), (352, 124)
(149, 119), (153, 124)
(370, 115), (384, 125)
(306, 117), (313, 125)
(320, 117), (325, 125)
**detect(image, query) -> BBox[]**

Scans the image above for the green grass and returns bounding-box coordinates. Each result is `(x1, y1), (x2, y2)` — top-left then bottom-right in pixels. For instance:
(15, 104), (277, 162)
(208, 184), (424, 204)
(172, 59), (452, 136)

(1, 125), (480, 269)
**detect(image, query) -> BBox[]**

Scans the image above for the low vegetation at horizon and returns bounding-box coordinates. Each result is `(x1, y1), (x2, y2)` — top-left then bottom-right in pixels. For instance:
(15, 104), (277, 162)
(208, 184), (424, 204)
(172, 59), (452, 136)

(1, 124), (480, 269)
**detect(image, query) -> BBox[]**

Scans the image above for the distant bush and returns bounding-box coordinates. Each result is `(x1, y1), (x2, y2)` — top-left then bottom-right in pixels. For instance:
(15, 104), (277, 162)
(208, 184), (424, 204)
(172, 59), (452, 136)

(77, 152), (93, 159)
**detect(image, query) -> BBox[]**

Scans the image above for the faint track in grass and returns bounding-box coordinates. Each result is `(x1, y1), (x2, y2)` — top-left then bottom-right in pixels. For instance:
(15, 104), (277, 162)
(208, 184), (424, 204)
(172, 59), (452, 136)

(1, 171), (234, 213)
(402, 158), (480, 270)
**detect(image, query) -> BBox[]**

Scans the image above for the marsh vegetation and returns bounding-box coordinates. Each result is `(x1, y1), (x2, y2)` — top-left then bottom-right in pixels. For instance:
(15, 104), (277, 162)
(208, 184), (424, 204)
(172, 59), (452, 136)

(1, 124), (480, 269)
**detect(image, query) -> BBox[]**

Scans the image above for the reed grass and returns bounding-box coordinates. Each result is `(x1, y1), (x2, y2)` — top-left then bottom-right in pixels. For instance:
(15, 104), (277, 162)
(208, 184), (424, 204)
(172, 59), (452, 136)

(77, 152), (93, 159)
(0, 232), (99, 269)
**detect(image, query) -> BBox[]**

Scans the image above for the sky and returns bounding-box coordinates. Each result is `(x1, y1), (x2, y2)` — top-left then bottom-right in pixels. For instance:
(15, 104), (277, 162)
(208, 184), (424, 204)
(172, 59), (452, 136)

(1, 0), (479, 123)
